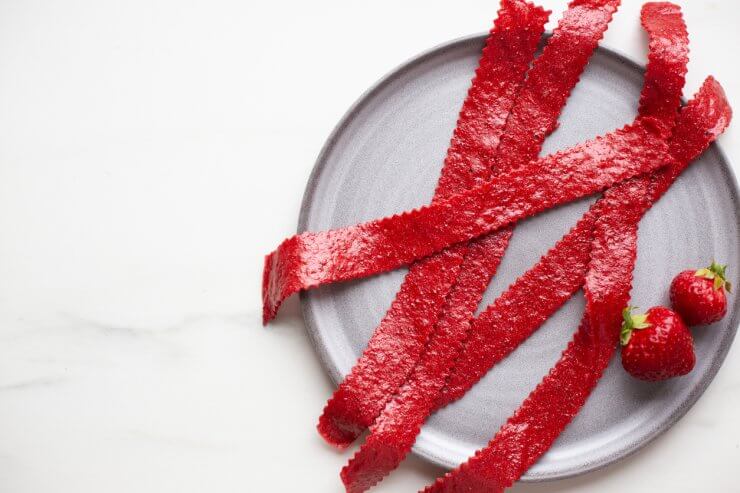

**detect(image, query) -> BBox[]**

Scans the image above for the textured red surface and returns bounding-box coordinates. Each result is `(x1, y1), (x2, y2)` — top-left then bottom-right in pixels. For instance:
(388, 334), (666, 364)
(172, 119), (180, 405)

(423, 10), (727, 491)
(262, 120), (666, 324)
(263, 0), (549, 328)
(438, 0), (691, 407)
(621, 306), (696, 381)
(260, 1), (732, 490)
(315, 0), (550, 448)
(493, 0), (623, 172)
(323, 0), (620, 453)
(638, 2), (691, 127)
(338, 4), (689, 490)
(422, 75), (731, 493)
(429, 0), (623, 422)
(438, 209), (598, 406)
(423, 179), (645, 492)
(341, 211), (596, 493)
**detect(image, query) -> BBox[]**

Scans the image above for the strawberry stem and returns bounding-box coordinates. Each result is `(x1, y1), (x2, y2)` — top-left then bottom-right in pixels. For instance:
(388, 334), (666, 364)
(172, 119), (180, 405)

(695, 261), (731, 292)
(620, 306), (651, 346)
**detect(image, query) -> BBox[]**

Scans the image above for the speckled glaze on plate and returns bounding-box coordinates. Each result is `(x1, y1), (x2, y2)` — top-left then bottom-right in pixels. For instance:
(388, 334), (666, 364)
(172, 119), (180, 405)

(298, 34), (740, 481)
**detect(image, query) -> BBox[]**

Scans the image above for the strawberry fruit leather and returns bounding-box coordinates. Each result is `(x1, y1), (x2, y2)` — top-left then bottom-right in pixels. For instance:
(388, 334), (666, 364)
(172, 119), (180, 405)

(339, 0), (626, 488)
(320, 0), (621, 451)
(261, 0), (650, 328)
(424, 76), (730, 493)
(424, 19), (731, 493)
(440, 0), (690, 409)
(260, 0), (733, 491)
(262, 118), (666, 324)
(341, 3), (695, 492)
(316, 0), (550, 448)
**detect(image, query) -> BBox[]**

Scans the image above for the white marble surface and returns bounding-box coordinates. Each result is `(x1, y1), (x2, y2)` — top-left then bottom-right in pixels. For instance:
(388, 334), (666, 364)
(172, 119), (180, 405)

(0, 0), (737, 492)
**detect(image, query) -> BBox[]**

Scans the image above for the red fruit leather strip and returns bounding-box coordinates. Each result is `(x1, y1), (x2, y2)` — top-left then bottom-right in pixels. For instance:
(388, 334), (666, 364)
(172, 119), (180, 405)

(424, 8), (695, 491)
(339, 0), (622, 485)
(638, 2), (692, 127)
(432, 0), (550, 199)
(422, 182), (644, 493)
(493, 0), (623, 171)
(324, 0), (619, 452)
(341, 211), (596, 493)
(425, 0), (622, 414)
(262, 119), (667, 323)
(437, 207), (599, 406)
(427, 0), (624, 410)
(649, 78), (732, 201)
(439, 0), (690, 408)
(266, 1), (548, 333)
(315, 0), (550, 448)
(422, 77), (731, 493)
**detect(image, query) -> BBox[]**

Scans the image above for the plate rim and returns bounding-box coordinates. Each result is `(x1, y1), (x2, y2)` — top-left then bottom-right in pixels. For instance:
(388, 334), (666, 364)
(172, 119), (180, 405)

(297, 32), (740, 482)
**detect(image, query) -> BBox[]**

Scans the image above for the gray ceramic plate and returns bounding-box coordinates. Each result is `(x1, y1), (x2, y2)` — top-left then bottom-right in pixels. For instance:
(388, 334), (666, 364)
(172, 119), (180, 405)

(298, 34), (739, 481)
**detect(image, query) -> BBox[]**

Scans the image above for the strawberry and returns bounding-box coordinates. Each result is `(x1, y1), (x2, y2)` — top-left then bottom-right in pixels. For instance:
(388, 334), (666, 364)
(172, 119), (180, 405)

(670, 261), (731, 326)
(620, 306), (695, 381)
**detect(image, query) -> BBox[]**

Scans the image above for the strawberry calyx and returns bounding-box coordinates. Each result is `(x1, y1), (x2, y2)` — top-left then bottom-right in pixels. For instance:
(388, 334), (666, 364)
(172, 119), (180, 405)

(620, 306), (651, 346)
(695, 261), (732, 293)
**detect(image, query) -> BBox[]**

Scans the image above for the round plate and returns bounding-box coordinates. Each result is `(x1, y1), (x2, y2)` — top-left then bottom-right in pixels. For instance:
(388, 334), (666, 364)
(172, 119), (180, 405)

(298, 34), (739, 481)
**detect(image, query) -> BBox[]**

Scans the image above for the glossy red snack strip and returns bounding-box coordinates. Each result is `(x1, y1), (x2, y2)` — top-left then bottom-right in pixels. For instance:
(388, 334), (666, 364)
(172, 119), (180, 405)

(316, 0), (550, 448)
(262, 119), (667, 323)
(425, 8), (694, 490)
(339, 4), (685, 489)
(638, 2), (691, 127)
(339, 0), (624, 485)
(648, 81), (731, 201)
(422, 76), (731, 493)
(423, 0), (622, 413)
(422, 183), (644, 493)
(341, 211), (596, 493)
(424, 15), (710, 491)
(439, 0), (690, 408)
(323, 0), (620, 451)
(428, 0), (624, 409)
(437, 207), (598, 406)
(493, 0), (623, 171)
(432, 0), (551, 198)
